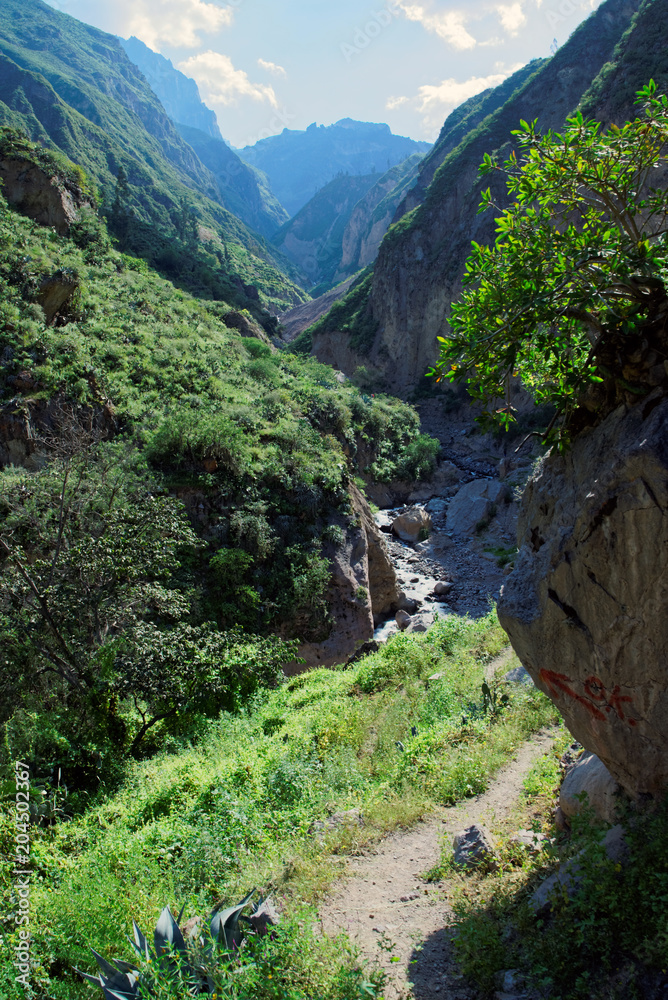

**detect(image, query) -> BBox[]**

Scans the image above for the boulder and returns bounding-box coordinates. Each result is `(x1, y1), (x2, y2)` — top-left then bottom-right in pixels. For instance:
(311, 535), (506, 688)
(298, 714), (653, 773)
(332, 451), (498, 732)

(405, 613), (435, 634)
(434, 580), (454, 596)
(38, 269), (80, 325)
(498, 393), (668, 800)
(559, 752), (621, 825)
(248, 897), (281, 937)
(391, 506), (432, 542)
(446, 479), (508, 536)
(290, 483), (401, 671)
(396, 609), (412, 631)
(453, 825), (498, 870)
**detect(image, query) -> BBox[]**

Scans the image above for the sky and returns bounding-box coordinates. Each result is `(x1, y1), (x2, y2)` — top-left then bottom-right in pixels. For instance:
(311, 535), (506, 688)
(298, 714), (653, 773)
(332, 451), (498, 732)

(44, 0), (604, 148)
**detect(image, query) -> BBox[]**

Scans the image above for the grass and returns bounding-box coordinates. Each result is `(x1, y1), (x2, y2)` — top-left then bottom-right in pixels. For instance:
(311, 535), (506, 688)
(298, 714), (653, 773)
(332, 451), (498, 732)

(0, 613), (559, 999)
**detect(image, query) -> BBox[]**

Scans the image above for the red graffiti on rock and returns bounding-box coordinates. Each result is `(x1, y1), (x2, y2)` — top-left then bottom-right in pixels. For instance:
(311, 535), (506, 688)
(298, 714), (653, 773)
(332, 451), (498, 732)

(539, 669), (637, 727)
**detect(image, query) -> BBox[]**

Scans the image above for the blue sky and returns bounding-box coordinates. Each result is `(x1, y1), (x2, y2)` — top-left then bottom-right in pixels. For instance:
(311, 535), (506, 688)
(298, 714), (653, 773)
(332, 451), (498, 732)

(45, 0), (604, 148)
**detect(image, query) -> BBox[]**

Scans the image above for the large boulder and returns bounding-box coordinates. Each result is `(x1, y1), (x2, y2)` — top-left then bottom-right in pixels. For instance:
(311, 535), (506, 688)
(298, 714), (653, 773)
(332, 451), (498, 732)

(446, 479), (508, 535)
(391, 506), (432, 542)
(291, 483), (401, 670)
(498, 393), (668, 800)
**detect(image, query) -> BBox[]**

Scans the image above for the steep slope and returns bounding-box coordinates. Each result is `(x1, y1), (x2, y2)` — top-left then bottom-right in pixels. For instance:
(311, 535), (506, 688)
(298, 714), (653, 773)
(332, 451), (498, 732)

(237, 118), (431, 217)
(120, 37), (289, 239)
(0, 0), (307, 310)
(306, 0), (646, 390)
(392, 60), (546, 223)
(119, 35), (222, 140)
(272, 173), (380, 293)
(175, 123), (289, 238)
(335, 152), (424, 283)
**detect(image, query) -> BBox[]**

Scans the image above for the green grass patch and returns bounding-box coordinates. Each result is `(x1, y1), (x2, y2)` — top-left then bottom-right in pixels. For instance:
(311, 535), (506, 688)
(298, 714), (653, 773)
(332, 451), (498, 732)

(0, 613), (558, 998)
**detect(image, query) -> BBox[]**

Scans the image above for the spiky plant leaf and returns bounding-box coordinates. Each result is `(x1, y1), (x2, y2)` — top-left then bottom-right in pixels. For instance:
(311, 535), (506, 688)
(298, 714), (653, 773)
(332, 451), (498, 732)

(131, 920), (150, 962)
(210, 889), (256, 951)
(154, 906), (186, 960)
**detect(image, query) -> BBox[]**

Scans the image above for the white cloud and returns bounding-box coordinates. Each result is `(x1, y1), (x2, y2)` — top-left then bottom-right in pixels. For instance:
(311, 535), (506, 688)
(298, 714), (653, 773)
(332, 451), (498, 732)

(495, 3), (527, 34)
(126, 0), (234, 49)
(257, 58), (287, 78)
(401, 68), (522, 131)
(387, 95), (410, 110)
(179, 51), (279, 108)
(392, 2), (477, 49)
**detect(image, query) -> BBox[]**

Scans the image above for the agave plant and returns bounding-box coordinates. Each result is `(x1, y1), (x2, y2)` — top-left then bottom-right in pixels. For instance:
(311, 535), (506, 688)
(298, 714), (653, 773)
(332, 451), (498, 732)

(78, 890), (262, 998)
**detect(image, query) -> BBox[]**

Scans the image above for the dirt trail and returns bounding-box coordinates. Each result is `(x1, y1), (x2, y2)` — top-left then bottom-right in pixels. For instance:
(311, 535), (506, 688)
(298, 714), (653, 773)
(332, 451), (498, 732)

(319, 728), (556, 1000)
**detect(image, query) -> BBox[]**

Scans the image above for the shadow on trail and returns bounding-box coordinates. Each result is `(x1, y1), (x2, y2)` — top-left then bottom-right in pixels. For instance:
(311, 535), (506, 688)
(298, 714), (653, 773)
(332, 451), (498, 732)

(406, 923), (465, 999)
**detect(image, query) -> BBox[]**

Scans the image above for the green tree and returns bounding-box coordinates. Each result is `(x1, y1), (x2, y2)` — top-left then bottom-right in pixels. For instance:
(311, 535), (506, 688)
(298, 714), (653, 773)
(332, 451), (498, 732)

(429, 82), (668, 444)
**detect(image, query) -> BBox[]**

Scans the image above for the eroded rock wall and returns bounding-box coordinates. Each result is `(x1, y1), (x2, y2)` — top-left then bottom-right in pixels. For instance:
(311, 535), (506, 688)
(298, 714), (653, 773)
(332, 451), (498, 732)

(0, 158), (89, 234)
(498, 392), (668, 800)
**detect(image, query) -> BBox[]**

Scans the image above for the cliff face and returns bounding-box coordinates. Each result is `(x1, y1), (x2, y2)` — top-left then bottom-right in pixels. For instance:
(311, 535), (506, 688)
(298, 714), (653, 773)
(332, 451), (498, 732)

(498, 392), (668, 800)
(309, 0), (643, 389)
(0, 155), (90, 233)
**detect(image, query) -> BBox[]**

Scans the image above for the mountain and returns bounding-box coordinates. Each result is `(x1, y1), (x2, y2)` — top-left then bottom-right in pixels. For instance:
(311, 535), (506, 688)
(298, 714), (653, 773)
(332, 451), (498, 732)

(119, 35), (222, 140)
(0, 0), (307, 311)
(174, 123), (289, 238)
(273, 152), (427, 295)
(300, 0), (653, 389)
(237, 118), (431, 217)
(271, 172), (381, 294)
(334, 152), (424, 283)
(120, 37), (289, 239)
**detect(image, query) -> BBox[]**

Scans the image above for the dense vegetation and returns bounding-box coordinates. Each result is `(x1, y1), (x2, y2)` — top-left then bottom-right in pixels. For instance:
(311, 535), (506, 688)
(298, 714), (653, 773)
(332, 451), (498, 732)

(0, 0), (307, 312)
(0, 132), (439, 800)
(0, 614), (558, 999)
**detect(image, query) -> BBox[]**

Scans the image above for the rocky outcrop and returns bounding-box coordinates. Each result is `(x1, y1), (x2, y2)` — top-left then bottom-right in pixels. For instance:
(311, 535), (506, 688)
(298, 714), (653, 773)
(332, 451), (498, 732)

(0, 157), (89, 234)
(498, 392), (668, 800)
(293, 483), (401, 670)
(38, 269), (80, 324)
(446, 479), (509, 536)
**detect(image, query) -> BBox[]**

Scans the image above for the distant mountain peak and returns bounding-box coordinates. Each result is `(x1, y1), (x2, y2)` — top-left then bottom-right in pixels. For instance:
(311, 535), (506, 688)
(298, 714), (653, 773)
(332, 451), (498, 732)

(120, 35), (222, 141)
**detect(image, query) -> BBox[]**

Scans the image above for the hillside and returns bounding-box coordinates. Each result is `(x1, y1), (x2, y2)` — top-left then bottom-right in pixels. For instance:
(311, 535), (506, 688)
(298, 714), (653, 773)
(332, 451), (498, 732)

(0, 0), (307, 312)
(272, 172), (381, 293)
(119, 35), (222, 140)
(237, 118), (431, 217)
(303, 0), (648, 389)
(121, 37), (290, 239)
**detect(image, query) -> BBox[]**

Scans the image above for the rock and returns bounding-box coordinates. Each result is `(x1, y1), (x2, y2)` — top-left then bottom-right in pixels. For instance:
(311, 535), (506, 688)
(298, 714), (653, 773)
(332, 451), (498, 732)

(434, 580), (454, 596)
(310, 809), (364, 840)
(498, 393), (668, 801)
(182, 916), (202, 940)
(425, 498), (448, 515)
(446, 480), (508, 536)
(503, 665), (532, 685)
(391, 506), (432, 543)
(347, 640), (381, 665)
(396, 609), (412, 631)
(38, 269), (80, 325)
(511, 830), (546, 853)
(248, 897), (281, 936)
(427, 673), (444, 686)
(397, 593), (419, 614)
(554, 805), (569, 831)
(531, 824), (629, 915)
(0, 156), (90, 234)
(406, 613), (435, 634)
(453, 825), (498, 870)
(290, 483), (400, 671)
(559, 752), (621, 825)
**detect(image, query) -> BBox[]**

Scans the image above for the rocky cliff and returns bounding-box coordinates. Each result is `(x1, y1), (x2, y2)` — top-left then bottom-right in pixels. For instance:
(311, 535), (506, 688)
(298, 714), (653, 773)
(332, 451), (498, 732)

(498, 391), (668, 800)
(308, 0), (644, 390)
(0, 155), (89, 234)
